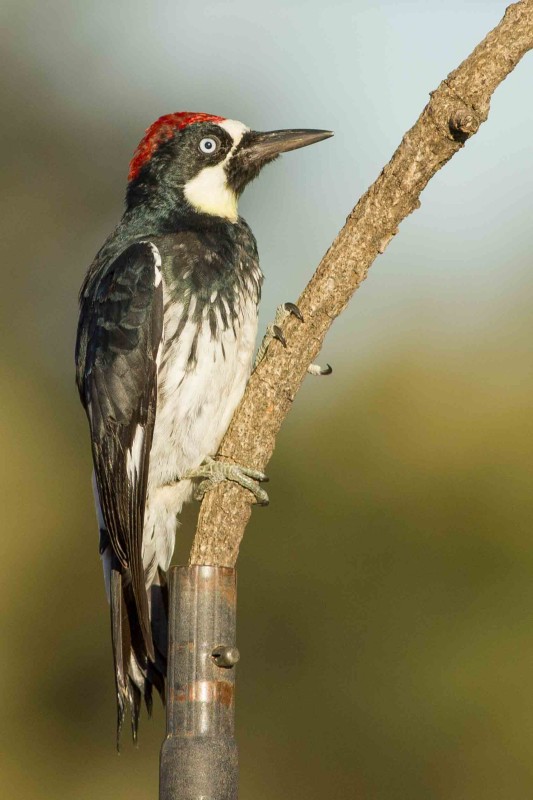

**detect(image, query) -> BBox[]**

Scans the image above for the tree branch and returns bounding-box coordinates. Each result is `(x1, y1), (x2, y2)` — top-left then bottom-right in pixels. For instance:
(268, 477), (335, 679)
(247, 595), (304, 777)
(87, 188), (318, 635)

(189, 0), (533, 567)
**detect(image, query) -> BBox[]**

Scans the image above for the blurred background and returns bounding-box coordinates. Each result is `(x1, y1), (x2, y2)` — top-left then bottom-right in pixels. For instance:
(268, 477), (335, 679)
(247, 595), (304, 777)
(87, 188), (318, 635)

(1, 1), (532, 797)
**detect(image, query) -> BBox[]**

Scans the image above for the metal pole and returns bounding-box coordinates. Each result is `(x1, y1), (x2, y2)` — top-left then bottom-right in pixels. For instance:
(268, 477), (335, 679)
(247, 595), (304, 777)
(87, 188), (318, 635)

(160, 565), (239, 800)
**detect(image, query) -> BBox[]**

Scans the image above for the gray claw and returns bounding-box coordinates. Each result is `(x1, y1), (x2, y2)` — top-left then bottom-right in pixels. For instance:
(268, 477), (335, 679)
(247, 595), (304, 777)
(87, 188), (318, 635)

(307, 363), (333, 376)
(272, 325), (287, 348)
(254, 302), (304, 371)
(240, 465), (269, 482)
(194, 480), (212, 502)
(284, 302), (304, 322)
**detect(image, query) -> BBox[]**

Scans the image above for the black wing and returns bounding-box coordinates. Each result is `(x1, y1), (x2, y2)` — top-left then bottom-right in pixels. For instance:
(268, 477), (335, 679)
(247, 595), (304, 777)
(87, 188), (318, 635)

(76, 241), (164, 661)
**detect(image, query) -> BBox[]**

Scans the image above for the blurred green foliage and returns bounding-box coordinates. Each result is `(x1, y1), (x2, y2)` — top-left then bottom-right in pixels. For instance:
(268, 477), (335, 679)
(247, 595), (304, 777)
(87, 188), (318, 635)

(1, 1), (533, 797)
(2, 330), (533, 798)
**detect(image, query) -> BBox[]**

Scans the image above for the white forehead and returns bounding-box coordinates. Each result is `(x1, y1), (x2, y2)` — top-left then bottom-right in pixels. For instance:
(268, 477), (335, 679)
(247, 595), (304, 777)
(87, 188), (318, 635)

(217, 119), (249, 147)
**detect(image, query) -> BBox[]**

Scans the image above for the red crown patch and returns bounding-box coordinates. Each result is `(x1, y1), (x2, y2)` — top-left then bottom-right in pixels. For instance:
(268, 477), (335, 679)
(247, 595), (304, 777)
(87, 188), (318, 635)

(128, 112), (225, 181)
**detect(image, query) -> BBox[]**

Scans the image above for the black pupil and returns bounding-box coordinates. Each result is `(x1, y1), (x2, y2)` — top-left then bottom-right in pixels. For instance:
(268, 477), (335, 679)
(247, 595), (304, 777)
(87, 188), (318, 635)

(204, 140), (213, 150)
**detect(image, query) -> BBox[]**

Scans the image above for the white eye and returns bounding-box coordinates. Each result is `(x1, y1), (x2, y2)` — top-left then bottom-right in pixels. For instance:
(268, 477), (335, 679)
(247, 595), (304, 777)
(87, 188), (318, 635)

(199, 137), (219, 154)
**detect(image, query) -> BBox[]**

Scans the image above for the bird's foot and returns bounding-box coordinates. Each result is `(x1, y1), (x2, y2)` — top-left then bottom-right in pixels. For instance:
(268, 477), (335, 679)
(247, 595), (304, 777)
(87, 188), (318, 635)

(253, 302), (301, 369)
(182, 456), (269, 505)
(254, 302), (332, 376)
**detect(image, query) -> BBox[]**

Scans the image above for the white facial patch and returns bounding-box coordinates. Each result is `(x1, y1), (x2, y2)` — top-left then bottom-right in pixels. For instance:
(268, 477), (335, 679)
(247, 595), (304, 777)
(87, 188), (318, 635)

(184, 119), (250, 223)
(217, 119), (249, 145)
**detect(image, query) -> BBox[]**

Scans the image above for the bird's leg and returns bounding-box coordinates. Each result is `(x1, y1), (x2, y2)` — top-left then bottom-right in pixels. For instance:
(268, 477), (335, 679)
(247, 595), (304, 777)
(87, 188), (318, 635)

(181, 456), (269, 505)
(254, 302), (332, 376)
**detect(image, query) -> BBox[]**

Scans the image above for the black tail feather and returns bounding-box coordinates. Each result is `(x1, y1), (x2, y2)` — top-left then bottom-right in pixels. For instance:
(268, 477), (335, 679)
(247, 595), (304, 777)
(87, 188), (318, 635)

(110, 564), (167, 746)
(130, 681), (142, 744)
(110, 568), (129, 748)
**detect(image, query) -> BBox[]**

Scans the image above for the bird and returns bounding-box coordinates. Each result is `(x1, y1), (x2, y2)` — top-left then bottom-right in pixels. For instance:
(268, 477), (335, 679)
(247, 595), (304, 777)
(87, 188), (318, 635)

(75, 111), (332, 743)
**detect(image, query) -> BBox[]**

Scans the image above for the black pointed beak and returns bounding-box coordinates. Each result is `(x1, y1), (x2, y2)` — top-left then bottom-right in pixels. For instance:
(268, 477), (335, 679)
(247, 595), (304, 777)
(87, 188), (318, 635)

(243, 128), (333, 160)
(227, 127), (333, 194)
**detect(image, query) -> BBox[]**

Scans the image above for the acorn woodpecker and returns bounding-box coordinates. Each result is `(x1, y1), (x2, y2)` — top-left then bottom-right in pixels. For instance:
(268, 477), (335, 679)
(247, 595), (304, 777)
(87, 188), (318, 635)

(75, 111), (332, 742)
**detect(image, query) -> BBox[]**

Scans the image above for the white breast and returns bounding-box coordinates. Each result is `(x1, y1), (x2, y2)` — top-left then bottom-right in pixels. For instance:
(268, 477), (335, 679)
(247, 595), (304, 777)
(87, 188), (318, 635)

(142, 283), (258, 575)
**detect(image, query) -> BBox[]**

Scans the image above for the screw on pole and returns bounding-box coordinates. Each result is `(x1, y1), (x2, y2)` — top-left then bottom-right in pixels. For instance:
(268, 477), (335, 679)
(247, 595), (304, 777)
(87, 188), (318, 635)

(159, 565), (239, 800)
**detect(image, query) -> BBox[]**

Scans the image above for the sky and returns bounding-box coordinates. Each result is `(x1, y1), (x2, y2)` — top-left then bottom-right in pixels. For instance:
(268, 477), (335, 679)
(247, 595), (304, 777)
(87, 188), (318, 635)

(1, 0), (531, 379)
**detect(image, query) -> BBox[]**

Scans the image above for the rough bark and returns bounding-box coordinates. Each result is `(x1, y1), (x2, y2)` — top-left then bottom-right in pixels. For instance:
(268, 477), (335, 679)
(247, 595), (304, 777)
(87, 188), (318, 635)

(189, 0), (533, 567)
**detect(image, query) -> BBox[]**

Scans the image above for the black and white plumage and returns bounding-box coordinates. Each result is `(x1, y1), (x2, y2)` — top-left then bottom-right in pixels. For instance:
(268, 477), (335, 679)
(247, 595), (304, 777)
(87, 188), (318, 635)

(75, 112), (332, 742)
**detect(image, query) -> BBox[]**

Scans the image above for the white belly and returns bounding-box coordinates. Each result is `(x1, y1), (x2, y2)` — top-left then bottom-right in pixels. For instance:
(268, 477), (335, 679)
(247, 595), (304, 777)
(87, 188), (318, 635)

(142, 291), (258, 577)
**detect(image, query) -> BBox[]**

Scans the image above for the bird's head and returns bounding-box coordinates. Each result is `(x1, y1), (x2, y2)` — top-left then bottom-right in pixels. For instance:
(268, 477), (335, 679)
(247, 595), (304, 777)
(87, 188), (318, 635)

(126, 112), (333, 222)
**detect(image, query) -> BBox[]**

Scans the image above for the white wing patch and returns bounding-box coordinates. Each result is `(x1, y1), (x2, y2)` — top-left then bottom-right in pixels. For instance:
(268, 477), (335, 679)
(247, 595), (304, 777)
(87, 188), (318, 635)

(141, 240), (163, 286)
(127, 424), (146, 480)
(124, 243), (161, 482)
